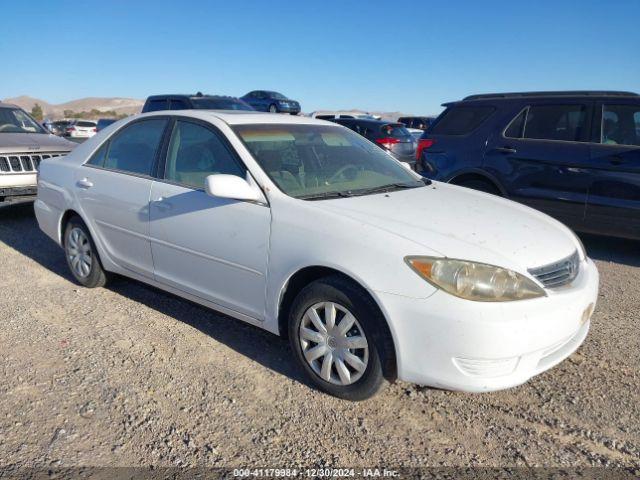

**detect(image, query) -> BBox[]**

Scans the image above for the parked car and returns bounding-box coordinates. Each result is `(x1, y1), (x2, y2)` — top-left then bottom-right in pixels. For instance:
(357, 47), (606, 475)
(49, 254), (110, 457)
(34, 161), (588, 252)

(397, 116), (436, 131)
(142, 93), (254, 113)
(398, 115), (437, 141)
(417, 90), (640, 240)
(65, 120), (97, 139)
(241, 91), (301, 114)
(331, 118), (417, 169)
(35, 110), (598, 400)
(0, 103), (75, 206)
(96, 118), (117, 131)
(311, 111), (378, 120)
(50, 120), (71, 136)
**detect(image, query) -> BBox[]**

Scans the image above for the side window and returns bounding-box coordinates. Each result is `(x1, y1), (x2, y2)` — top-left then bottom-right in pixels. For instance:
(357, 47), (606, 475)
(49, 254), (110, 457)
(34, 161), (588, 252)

(601, 104), (640, 147)
(523, 104), (588, 142)
(86, 142), (109, 167)
(104, 119), (167, 176)
(170, 99), (189, 110)
(164, 120), (245, 188)
(146, 99), (168, 112)
(504, 109), (527, 138)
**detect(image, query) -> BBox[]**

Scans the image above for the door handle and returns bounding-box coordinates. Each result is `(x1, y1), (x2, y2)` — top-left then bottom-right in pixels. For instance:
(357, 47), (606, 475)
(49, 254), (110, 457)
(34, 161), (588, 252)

(153, 197), (173, 211)
(76, 178), (93, 189)
(492, 147), (517, 154)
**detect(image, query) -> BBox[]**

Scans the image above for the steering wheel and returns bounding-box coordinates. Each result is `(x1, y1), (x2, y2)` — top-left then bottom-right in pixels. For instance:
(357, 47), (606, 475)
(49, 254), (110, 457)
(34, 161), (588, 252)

(0, 124), (18, 132)
(329, 164), (359, 183)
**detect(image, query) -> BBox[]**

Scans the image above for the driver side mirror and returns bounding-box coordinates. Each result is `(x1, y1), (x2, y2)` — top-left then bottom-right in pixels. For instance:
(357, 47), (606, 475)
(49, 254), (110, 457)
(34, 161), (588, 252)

(205, 174), (261, 202)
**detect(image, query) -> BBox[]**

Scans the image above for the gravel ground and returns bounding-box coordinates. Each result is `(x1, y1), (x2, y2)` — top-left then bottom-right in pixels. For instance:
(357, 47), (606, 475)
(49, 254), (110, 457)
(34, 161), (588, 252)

(0, 204), (638, 471)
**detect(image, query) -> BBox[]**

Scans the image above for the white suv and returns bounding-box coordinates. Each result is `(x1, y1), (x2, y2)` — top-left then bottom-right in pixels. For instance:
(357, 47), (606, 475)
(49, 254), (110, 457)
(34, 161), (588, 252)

(0, 103), (75, 206)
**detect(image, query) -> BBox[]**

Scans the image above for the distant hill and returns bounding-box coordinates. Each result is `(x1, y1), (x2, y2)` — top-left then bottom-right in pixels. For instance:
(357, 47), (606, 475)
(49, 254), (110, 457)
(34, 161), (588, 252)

(3, 95), (143, 119)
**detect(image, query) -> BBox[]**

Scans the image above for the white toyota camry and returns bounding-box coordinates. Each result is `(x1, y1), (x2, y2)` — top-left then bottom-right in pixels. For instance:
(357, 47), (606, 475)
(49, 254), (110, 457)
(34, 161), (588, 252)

(35, 111), (599, 400)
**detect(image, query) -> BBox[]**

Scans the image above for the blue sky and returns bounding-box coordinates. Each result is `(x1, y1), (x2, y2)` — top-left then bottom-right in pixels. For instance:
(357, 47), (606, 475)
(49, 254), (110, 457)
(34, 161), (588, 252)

(2, 0), (639, 115)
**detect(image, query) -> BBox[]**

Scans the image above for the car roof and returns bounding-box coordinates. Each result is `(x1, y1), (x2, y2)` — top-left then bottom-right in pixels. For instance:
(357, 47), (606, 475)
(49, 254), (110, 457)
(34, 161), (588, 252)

(137, 109), (332, 126)
(0, 102), (19, 109)
(446, 90), (640, 106)
(336, 118), (399, 126)
(146, 94), (243, 101)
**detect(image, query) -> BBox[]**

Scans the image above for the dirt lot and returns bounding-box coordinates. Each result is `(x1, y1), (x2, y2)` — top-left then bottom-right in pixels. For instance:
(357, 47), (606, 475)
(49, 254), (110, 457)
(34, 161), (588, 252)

(0, 204), (638, 471)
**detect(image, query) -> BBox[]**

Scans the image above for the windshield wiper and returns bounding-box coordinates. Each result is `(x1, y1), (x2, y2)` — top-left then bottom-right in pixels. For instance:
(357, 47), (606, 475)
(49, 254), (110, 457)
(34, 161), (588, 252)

(297, 191), (354, 201)
(348, 180), (428, 196)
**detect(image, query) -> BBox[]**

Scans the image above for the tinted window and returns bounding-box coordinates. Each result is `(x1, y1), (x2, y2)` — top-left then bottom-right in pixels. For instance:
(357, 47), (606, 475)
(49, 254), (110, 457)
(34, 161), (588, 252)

(145, 99), (168, 112)
(504, 109), (527, 138)
(431, 106), (495, 135)
(170, 99), (190, 110)
(87, 143), (109, 167)
(601, 104), (640, 147)
(164, 121), (245, 188)
(523, 104), (588, 142)
(75, 121), (96, 128)
(104, 119), (167, 175)
(191, 98), (254, 111)
(315, 115), (334, 120)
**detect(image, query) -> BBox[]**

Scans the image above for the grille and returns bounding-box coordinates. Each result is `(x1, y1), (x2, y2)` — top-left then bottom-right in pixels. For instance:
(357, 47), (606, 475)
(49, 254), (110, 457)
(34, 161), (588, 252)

(0, 152), (65, 173)
(529, 250), (580, 288)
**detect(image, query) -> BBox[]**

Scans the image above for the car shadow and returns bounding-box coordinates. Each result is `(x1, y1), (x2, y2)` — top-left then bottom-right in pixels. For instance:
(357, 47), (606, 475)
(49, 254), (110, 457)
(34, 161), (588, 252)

(0, 203), (309, 388)
(578, 233), (640, 268)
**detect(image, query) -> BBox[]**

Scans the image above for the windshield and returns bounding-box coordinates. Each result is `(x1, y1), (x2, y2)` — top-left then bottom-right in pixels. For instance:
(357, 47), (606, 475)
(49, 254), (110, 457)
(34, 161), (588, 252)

(266, 91), (287, 100)
(192, 98), (254, 111)
(233, 124), (423, 199)
(0, 108), (46, 134)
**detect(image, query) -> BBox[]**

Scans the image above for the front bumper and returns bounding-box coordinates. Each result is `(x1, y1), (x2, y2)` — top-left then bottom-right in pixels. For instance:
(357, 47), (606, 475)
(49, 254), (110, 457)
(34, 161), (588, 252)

(0, 186), (38, 206)
(277, 104), (301, 114)
(375, 258), (599, 392)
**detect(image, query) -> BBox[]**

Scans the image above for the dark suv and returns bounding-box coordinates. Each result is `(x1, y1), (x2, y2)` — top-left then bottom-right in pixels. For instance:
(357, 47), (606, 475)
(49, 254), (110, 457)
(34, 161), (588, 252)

(418, 91), (640, 240)
(142, 93), (254, 113)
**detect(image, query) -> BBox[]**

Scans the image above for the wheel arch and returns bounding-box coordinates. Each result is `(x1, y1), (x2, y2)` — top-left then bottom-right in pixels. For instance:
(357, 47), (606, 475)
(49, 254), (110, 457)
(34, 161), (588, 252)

(59, 208), (83, 245)
(277, 265), (398, 381)
(448, 170), (507, 196)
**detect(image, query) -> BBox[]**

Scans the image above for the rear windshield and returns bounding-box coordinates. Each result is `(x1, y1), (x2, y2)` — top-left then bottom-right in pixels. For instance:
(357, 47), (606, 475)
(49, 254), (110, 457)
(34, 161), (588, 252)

(431, 105), (495, 135)
(76, 121), (96, 127)
(381, 124), (411, 138)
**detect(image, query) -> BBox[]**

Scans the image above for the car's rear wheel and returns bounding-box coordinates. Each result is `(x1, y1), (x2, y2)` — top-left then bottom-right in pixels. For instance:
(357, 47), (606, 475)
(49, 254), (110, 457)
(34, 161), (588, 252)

(269, 104), (278, 113)
(64, 216), (108, 288)
(455, 178), (501, 196)
(288, 276), (388, 400)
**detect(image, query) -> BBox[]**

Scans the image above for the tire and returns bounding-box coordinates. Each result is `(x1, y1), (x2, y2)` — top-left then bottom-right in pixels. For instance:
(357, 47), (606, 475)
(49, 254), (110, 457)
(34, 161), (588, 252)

(64, 216), (109, 288)
(288, 275), (390, 400)
(456, 178), (501, 196)
(268, 104), (278, 113)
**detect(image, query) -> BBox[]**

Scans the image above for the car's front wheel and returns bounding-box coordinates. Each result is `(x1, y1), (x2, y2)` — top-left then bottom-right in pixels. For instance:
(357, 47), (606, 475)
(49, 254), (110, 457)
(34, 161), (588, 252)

(64, 216), (109, 288)
(288, 276), (389, 400)
(269, 104), (278, 113)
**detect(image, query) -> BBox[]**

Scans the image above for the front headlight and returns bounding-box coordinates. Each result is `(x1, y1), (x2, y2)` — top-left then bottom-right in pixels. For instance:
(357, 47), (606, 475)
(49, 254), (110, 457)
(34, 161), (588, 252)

(405, 256), (546, 302)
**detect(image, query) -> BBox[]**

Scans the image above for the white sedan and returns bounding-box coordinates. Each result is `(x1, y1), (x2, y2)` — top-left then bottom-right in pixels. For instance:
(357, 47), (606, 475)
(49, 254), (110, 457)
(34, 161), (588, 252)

(35, 111), (599, 400)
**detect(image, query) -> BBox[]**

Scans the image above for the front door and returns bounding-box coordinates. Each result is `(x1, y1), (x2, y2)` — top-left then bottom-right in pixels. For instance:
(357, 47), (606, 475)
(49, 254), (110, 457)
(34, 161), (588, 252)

(149, 118), (271, 320)
(484, 102), (593, 230)
(76, 118), (169, 278)
(586, 102), (640, 239)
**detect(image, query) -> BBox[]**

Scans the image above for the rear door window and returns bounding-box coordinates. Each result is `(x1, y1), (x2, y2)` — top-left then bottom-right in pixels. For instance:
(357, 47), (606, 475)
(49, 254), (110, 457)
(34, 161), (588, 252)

(431, 106), (495, 135)
(504, 109), (527, 138)
(103, 119), (168, 176)
(170, 99), (190, 110)
(601, 104), (640, 146)
(523, 104), (588, 142)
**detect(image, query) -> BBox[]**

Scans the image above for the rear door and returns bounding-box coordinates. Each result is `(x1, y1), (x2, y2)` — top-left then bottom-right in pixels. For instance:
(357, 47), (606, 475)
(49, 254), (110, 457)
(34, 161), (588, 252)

(585, 102), (640, 239)
(483, 102), (593, 229)
(77, 118), (169, 278)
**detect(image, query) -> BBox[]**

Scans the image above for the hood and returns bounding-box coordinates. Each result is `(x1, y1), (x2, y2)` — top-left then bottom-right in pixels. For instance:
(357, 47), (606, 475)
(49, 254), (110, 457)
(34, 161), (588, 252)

(312, 182), (579, 272)
(0, 133), (76, 153)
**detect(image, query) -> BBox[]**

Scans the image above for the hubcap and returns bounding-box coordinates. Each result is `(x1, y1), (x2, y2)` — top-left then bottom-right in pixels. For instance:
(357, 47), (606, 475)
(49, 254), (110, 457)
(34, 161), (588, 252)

(67, 227), (92, 278)
(298, 302), (369, 386)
